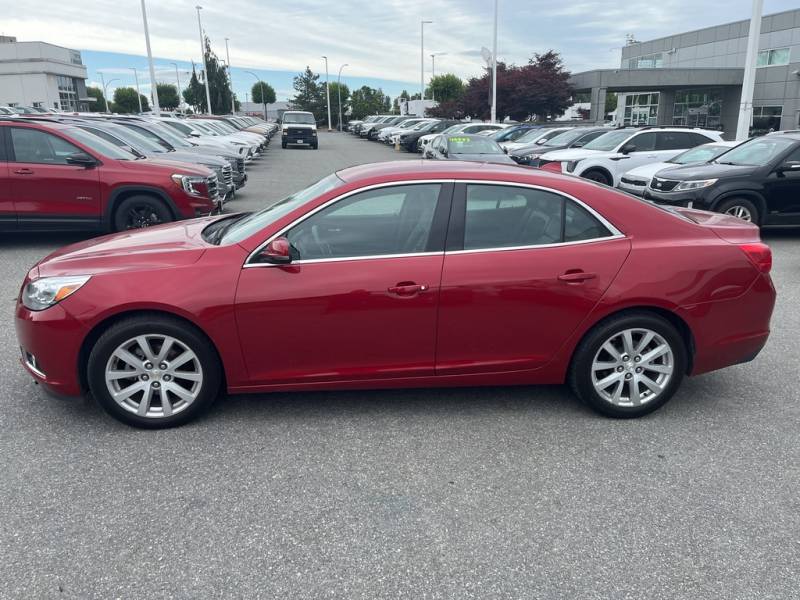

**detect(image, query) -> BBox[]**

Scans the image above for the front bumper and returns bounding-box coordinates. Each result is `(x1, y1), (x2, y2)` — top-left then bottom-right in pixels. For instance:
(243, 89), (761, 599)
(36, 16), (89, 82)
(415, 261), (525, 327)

(643, 188), (705, 208)
(617, 180), (648, 197)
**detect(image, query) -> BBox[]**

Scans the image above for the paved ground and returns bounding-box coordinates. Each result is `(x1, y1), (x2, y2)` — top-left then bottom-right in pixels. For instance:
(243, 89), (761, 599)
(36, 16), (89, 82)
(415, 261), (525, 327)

(1, 132), (798, 599)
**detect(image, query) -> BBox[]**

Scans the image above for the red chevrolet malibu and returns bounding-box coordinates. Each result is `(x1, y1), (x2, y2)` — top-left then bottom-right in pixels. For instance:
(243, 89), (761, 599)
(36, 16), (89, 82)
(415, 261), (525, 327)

(16, 161), (775, 428)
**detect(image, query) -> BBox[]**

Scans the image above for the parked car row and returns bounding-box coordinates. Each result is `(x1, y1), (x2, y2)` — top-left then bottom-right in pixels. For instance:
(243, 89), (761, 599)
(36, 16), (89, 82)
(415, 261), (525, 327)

(0, 113), (278, 232)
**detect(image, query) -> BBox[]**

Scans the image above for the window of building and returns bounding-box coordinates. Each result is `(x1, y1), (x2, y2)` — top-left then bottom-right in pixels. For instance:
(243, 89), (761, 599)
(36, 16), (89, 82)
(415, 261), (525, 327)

(623, 93), (659, 126)
(757, 47), (790, 67)
(752, 106), (783, 134)
(672, 89), (723, 129)
(57, 75), (78, 111)
(628, 53), (663, 69)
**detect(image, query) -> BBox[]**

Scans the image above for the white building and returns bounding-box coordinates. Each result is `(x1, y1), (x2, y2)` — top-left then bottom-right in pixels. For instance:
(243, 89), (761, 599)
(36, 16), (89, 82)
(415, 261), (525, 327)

(0, 36), (91, 111)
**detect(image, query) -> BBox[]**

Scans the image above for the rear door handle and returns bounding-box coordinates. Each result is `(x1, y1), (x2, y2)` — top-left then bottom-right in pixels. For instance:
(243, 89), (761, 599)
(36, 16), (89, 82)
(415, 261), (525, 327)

(558, 271), (596, 283)
(13, 168), (34, 175)
(388, 282), (428, 296)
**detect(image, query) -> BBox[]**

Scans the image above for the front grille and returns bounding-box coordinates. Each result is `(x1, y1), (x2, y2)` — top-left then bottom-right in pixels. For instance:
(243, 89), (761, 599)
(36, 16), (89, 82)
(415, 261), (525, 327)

(236, 158), (245, 174)
(221, 165), (233, 186)
(650, 177), (679, 192)
(207, 175), (220, 200)
(286, 127), (314, 141)
(620, 177), (646, 187)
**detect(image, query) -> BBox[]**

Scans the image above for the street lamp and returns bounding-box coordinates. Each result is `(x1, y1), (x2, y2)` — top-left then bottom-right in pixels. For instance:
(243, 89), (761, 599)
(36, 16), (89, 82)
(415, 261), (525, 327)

(224, 37), (234, 114)
(337, 63), (348, 131)
(491, 0), (498, 123)
(170, 62), (183, 110)
(195, 5), (213, 114)
(99, 73), (119, 113)
(245, 70), (268, 120)
(322, 56), (332, 132)
(430, 52), (447, 102)
(420, 20), (432, 100)
(140, 0), (161, 115)
(130, 68), (143, 113)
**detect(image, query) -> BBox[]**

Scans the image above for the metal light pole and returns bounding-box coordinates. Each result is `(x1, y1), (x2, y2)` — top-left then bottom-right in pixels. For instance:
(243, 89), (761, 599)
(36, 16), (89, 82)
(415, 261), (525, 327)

(130, 68), (143, 113)
(245, 71), (267, 120)
(170, 62), (183, 109)
(100, 74), (119, 113)
(736, 0), (763, 140)
(420, 20), (432, 100)
(196, 5), (212, 114)
(140, 0), (161, 115)
(491, 0), (498, 123)
(224, 37), (234, 114)
(322, 56), (332, 132)
(337, 63), (348, 131)
(429, 53), (446, 102)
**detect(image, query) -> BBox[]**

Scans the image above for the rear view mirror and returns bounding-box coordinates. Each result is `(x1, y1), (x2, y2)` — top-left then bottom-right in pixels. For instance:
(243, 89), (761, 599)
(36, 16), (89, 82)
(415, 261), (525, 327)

(259, 237), (292, 264)
(620, 143), (636, 154)
(65, 152), (97, 168)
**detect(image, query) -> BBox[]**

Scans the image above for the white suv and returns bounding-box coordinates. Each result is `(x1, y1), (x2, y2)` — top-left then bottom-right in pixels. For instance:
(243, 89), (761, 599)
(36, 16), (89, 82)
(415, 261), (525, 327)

(539, 127), (724, 187)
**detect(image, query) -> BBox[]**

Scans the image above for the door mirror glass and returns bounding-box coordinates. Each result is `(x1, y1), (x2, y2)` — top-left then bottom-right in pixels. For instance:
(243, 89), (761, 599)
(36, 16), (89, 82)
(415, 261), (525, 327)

(620, 143), (636, 154)
(259, 237), (292, 264)
(65, 152), (97, 167)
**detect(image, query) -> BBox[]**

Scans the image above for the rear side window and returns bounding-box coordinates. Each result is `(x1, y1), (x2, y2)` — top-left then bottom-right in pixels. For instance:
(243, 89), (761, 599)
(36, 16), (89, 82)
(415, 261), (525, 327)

(462, 185), (614, 250)
(656, 131), (712, 151)
(10, 128), (82, 164)
(628, 132), (657, 152)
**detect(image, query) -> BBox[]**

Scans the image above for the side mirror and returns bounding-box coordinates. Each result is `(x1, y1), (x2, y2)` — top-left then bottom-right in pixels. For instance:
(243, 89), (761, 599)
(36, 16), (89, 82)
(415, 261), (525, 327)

(441, 149), (448, 158)
(777, 160), (800, 174)
(572, 140), (586, 148)
(65, 152), (97, 167)
(189, 130), (202, 137)
(503, 147), (508, 154)
(259, 237), (292, 264)
(620, 143), (636, 154)
(536, 138), (546, 145)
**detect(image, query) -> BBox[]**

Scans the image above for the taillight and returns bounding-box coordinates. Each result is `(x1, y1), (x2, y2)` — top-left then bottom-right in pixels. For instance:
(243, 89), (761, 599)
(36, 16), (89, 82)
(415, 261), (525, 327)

(739, 242), (772, 274)
(539, 162), (562, 173)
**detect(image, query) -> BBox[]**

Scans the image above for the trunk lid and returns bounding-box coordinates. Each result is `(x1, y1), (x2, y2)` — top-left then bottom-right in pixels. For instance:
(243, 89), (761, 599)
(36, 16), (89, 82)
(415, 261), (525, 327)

(672, 207), (761, 243)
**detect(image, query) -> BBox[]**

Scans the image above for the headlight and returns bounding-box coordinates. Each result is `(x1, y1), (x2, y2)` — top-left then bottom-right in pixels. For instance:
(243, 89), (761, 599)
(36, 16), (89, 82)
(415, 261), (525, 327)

(523, 152), (543, 159)
(565, 160), (582, 173)
(282, 127), (289, 134)
(674, 178), (718, 191)
(22, 276), (91, 311)
(171, 173), (209, 197)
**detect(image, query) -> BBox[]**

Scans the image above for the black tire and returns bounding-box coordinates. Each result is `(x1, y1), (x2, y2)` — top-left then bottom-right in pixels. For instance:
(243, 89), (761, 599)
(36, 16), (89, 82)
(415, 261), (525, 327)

(569, 312), (687, 419)
(312, 141), (319, 149)
(87, 315), (222, 429)
(582, 170), (612, 186)
(715, 197), (760, 225)
(113, 195), (173, 232)
(281, 140), (287, 149)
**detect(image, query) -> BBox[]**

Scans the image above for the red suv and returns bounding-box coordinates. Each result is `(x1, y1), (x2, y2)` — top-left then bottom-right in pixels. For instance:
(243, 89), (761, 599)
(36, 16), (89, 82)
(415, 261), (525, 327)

(0, 119), (219, 232)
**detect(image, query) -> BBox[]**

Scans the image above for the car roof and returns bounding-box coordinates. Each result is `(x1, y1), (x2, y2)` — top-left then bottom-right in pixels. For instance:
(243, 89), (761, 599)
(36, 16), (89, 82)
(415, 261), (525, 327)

(337, 159), (564, 184)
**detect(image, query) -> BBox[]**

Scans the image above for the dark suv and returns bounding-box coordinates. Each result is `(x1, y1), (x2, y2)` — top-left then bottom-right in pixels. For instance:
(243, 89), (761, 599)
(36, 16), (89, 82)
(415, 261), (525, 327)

(0, 119), (219, 232)
(644, 132), (800, 225)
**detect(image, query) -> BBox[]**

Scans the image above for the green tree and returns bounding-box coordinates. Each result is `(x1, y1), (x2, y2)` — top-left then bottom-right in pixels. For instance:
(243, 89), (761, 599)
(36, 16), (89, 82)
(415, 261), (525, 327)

(156, 83), (180, 110)
(349, 86), (390, 120)
(425, 74), (464, 104)
(113, 87), (149, 113)
(85, 86), (106, 112)
(182, 67), (206, 113)
(328, 81), (350, 127)
(251, 81), (276, 105)
(289, 66), (326, 121)
(180, 38), (235, 114)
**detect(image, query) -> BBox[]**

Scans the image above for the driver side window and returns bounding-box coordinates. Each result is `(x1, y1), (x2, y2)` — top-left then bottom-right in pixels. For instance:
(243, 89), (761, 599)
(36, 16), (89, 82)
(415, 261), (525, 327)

(10, 128), (82, 164)
(286, 184), (442, 261)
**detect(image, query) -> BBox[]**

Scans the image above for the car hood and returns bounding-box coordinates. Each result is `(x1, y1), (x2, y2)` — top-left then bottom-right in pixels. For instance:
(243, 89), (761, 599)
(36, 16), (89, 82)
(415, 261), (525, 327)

(623, 161), (673, 180)
(451, 153), (516, 164)
(511, 143), (568, 156)
(119, 158), (211, 177)
(538, 148), (608, 161)
(36, 216), (225, 278)
(654, 163), (760, 181)
(165, 151), (227, 168)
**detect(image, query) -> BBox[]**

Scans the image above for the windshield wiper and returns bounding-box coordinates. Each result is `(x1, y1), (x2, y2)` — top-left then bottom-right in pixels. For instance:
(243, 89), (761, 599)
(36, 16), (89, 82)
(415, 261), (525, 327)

(715, 161), (739, 165)
(206, 214), (246, 245)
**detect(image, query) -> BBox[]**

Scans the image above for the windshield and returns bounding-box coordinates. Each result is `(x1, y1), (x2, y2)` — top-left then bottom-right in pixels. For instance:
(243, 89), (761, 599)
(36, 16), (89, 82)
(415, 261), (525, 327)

(514, 128), (549, 144)
(66, 127), (137, 160)
(152, 123), (195, 147)
(220, 173), (343, 244)
(491, 127), (528, 142)
(669, 144), (732, 165)
(103, 124), (167, 153)
(448, 136), (503, 155)
(544, 128), (595, 147)
(283, 112), (316, 124)
(583, 130), (634, 151)
(713, 137), (794, 166)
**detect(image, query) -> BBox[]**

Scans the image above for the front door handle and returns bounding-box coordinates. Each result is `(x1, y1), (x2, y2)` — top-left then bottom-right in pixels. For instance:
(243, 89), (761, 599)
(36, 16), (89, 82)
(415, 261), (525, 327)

(388, 282), (428, 296)
(558, 271), (596, 283)
(13, 168), (34, 175)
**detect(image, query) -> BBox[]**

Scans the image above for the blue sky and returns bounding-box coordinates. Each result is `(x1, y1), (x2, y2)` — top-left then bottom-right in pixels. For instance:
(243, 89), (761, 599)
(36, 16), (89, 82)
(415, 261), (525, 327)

(2, 0), (798, 102)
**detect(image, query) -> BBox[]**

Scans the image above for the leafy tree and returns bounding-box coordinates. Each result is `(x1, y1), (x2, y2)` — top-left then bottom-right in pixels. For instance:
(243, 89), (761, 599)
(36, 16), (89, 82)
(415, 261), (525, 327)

(180, 38), (235, 114)
(251, 81), (276, 105)
(425, 74), (465, 104)
(113, 87), (149, 114)
(349, 86), (391, 120)
(86, 86), (106, 112)
(182, 67), (207, 113)
(328, 81), (350, 128)
(156, 83), (180, 110)
(289, 66), (326, 121)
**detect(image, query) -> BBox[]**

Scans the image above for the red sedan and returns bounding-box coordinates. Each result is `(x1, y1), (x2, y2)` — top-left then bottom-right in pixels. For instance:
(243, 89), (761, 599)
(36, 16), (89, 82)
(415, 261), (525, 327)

(16, 161), (775, 428)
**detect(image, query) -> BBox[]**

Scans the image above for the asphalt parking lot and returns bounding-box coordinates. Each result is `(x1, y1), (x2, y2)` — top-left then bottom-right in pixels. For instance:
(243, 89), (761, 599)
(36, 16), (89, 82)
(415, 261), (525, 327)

(1, 131), (798, 599)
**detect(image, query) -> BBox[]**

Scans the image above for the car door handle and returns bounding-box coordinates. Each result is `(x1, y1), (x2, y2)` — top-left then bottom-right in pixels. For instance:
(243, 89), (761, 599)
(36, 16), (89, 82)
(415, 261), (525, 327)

(558, 271), (596, 283)
(388, 283), (428, 296)
(13, 168), (34, 175)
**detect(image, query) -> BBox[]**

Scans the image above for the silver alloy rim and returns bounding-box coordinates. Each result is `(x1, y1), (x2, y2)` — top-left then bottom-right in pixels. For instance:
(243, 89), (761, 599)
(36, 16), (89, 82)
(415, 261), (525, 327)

(724, 205), (752, 222)
(591, 328), (674, 407)
(105, 335), (203, 419)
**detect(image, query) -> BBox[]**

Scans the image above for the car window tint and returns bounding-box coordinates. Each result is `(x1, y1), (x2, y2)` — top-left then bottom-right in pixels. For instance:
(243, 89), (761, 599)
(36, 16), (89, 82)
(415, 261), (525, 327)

(783, 147), (800, 163)
(688, 132), (714, 147)
(565, 200), (612, 242)
(464, 185), (563, 250)
(286, 184), (442, 261)
(10, 128), (82, 164)
(629, 132), (657, 152)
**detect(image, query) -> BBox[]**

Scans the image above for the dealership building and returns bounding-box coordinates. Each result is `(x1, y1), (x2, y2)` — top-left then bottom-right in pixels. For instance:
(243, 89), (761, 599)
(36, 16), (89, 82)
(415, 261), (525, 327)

(0, 35), (91, 111)
(570, 7), (800, 138)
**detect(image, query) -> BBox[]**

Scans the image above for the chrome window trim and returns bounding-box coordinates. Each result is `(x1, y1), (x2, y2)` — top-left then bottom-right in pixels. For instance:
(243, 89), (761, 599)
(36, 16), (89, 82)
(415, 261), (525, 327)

(243, 178), (626, 269)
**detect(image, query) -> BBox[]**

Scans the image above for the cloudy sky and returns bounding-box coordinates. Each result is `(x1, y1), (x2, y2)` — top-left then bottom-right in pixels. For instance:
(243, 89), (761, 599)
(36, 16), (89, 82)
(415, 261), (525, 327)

(2, 0), (797, 101)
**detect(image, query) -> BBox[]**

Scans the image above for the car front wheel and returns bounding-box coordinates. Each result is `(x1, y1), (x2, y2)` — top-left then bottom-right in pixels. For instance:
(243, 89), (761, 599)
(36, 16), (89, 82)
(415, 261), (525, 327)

(581, 170), (612, 186)
(569, 312), (687, 418)
(716, 198), (759, 224)
(113, 195), (173, 231)
(87, 315), (222, 428)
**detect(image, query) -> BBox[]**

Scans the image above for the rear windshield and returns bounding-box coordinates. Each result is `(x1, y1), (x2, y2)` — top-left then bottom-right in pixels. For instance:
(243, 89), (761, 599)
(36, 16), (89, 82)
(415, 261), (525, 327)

(448, 136), (503, 155)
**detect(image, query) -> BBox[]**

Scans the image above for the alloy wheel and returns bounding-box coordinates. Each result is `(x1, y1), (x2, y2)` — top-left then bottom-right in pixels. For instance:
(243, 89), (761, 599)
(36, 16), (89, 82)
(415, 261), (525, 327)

(126, 204), (163, 229)
(723, 205), (753, 222)
(104, 335), (204, 418)
(591, 328), (674, 407)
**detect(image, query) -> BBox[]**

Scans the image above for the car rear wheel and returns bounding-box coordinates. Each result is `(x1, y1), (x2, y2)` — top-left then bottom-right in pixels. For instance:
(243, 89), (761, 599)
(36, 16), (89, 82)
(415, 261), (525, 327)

(113, 195), (173, 231)
(716, 198), (759, 224)
(87, 315), (222, 428)
(569, 312), (687, 418)
(581, 170), (612, 186)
